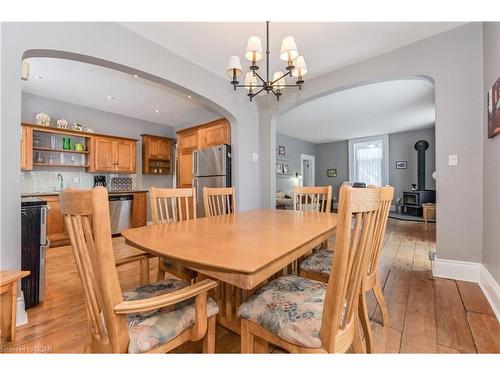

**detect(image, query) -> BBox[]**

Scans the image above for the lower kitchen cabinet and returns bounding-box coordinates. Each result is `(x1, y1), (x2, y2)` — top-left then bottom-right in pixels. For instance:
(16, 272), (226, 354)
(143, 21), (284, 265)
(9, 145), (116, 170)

(132, 192), (147, 227)
(37, 191), (148, 248)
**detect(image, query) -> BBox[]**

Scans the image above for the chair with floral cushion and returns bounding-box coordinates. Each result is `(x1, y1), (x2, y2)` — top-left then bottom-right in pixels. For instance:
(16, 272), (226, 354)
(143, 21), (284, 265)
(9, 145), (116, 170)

(59, 187), (219, 353)
(238, 184), (381, 353)
(298, 185), (394, 353)
(150, 187), (198, 283)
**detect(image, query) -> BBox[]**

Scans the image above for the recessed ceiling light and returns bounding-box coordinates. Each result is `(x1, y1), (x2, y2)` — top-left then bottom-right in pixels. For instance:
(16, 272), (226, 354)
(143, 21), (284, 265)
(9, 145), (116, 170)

(106, 96), (114, 100)
(187, 95), (192, 98)
(34, 75), (42, 79)
(133, 74), (139, 78)
(155, 109), (160, 113)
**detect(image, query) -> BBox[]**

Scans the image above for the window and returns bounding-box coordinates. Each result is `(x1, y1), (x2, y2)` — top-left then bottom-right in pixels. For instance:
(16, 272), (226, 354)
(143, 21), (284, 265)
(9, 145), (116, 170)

(348, 135), (389, 186)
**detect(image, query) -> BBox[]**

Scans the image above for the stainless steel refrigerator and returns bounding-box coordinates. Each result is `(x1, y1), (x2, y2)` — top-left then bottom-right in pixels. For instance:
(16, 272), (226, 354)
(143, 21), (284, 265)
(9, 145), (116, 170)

(193, 144), (231, 217)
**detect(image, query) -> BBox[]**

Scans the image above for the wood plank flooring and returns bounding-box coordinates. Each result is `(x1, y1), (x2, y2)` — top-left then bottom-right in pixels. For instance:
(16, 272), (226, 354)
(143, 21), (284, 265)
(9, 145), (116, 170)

(1, 219), (499, 354)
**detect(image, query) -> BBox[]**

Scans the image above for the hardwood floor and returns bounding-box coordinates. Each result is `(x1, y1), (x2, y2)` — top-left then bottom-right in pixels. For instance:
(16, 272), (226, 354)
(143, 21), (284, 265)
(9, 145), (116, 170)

(2, 219), (499, 354)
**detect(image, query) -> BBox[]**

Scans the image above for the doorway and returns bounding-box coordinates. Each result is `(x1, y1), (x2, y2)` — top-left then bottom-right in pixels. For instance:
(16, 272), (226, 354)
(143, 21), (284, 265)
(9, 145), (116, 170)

(300, 154), (315, 187)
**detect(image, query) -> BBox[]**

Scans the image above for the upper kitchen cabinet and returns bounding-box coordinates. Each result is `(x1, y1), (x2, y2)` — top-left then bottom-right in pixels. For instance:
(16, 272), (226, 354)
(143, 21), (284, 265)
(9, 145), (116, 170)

(20, 124), (91, 171)
(176, 118), (231, 188)
(89, 136), (137, 173)
(198, 119), (231, 149)
(177, 129), (198, 188)
(141, 134), (173, 175)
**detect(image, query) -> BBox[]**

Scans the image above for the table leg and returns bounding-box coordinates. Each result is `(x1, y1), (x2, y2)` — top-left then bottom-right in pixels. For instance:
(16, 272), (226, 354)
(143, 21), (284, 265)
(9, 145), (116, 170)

(1, 284), (14, 342)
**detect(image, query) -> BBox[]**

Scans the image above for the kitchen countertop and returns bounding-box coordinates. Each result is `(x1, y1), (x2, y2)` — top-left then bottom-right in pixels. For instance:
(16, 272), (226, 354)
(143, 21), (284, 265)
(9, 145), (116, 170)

(21, 189), (149, 197)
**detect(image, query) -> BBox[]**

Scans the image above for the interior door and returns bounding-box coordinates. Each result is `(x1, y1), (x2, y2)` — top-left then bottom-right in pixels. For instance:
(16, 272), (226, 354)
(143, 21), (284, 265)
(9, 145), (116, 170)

(94, 137), (115, 171)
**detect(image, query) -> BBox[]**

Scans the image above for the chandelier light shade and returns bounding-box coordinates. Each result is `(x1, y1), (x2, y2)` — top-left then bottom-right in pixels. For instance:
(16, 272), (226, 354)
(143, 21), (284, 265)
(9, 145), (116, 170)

(272, 71), (285, 89)
(292, 56), (308, 79)
(244, 72), (258, 89)
(245, 36), (263, 62)
(280, 36), (299, 62)
(226, 56), (243, 76)
(226, 21), (306, 102)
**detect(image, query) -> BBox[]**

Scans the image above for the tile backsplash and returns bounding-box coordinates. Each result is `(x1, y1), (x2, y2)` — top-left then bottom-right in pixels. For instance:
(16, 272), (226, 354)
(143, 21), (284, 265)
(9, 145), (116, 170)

(21, 170), (137, 193)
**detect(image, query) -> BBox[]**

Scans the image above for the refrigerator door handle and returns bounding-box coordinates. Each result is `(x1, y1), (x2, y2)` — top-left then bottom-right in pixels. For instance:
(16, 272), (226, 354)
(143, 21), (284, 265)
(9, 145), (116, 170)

(192, 150), (198, 176)
(192, 178), (198, 205)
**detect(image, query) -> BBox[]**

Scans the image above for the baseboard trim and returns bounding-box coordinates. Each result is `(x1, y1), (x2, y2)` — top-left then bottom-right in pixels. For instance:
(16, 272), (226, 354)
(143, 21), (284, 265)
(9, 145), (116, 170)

(16, 292), (28, 327)
(433, 258), (500, 322)
(433, 258), (481, 282)
(479, 265), (500, 322)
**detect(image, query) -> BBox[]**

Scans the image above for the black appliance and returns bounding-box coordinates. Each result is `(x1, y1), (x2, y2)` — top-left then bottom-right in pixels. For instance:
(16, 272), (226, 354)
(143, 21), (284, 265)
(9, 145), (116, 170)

(401, 140), (436, 217)
(94, 175), (107, 187)
(21, 197), (48, 308)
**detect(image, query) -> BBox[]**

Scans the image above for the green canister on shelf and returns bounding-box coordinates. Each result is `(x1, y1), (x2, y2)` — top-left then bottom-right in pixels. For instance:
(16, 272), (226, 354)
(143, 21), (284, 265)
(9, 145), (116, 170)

(62, 137), (71, 150)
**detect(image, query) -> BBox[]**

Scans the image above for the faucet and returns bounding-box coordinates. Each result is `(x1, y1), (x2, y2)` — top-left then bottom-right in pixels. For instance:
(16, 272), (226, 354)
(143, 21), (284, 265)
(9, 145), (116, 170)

(57, 173), (64, 191)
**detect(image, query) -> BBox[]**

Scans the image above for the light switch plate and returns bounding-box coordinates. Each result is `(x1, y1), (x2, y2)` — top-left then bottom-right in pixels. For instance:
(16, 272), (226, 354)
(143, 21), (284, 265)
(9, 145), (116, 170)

(252, 152), (258, 162)
(448, 154), (458, 166)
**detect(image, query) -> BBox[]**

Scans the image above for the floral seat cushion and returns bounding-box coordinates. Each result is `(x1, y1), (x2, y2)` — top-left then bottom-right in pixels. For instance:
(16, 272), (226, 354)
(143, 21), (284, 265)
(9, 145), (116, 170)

(299, 249), (333, 276)
(238, 275), (327, 348)
(123, 278), (219, 353)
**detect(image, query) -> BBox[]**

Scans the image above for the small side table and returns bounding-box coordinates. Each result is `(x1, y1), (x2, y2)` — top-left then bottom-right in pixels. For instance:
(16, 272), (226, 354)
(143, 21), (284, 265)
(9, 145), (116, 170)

(422, 203), (436, 228)
(1, 270), (30, 343)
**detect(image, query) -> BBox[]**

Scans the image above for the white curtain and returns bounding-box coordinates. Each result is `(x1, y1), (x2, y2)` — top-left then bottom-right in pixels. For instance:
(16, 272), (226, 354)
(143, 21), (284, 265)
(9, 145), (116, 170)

(353, 140), (383, 186)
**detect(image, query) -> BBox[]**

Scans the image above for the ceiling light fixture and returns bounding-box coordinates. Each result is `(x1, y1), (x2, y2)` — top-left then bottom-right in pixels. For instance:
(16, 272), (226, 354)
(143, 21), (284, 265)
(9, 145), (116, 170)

(133, 74), (139, 78)
(106, 95), (114, 100)
(226, 21), (307, 102)
(155, 109), (160, 113)
(187, 95), (192, 98)
(34, 75), (43, 80)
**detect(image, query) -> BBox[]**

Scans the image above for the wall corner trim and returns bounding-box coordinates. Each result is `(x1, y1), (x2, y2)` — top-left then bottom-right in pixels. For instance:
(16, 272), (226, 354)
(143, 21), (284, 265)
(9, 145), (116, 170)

(433, 258), (500, 322)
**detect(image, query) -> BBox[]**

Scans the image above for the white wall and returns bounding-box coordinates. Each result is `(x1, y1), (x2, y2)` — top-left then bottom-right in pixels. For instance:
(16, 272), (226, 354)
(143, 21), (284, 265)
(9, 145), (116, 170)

(261, 23), (485, 264)
(482, 22), (500, 285)
(1, 22), (261, 271)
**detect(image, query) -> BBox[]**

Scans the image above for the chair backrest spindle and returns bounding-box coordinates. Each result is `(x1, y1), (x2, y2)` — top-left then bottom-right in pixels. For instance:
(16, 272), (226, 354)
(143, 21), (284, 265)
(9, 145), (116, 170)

(293, 186), (332, 213)
(203, 187), (236, 217)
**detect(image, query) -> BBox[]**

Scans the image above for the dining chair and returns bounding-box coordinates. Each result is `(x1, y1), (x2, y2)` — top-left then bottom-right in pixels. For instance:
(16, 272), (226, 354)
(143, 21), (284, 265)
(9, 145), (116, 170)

(150, 187), (198, 283)
(238, 184), (381, 353)
(298, 185), (394, 353)
(59, 187), (219, 353)
(203, 187), (236, 217)
(292, 186), (332, 213)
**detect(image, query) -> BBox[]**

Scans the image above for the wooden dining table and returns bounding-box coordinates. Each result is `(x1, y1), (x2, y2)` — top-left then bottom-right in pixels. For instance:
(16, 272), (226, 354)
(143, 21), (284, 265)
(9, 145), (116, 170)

(122, 209), (337, 334)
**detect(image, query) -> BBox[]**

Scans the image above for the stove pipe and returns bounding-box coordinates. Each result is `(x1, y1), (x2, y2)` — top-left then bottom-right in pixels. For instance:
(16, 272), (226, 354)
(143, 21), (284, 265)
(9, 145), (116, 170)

(414, 140), (429, 191)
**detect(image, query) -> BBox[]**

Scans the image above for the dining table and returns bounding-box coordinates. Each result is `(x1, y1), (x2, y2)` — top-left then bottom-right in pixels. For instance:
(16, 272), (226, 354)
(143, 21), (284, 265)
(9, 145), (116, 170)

(121, 209), (337, 334)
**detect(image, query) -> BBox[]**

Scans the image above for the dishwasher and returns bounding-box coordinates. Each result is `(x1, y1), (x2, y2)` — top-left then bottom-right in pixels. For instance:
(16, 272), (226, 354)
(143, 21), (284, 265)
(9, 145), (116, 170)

(108, 195), (133, 235)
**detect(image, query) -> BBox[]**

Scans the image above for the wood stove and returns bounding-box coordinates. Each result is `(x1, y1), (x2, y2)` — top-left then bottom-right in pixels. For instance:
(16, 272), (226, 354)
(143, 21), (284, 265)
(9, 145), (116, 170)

(401, 140), (436, 217)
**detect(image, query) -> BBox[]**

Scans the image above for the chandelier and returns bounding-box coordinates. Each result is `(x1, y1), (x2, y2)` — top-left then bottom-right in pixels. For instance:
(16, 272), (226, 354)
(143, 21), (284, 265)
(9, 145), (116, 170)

(225, 21), (307, 102)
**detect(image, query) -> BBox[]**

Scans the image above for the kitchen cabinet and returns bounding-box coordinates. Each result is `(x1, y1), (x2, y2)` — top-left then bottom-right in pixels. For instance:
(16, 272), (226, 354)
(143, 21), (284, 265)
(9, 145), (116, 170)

(198, 120), (230, 149)
(176, 118), (230, 188)
(132, 193), (147, 227)
(90, 136), (136, 173)
(40, 195), (70, 247)
(177, 129), (198, 188)
(141, 134), (173, 175)
(21, 126), (33, 171)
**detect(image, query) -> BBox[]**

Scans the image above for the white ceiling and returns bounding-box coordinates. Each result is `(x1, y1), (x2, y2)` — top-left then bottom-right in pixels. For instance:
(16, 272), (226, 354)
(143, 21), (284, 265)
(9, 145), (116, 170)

(122, 22), (464, 80)
(21, 58), (221, 127)
(277, 79), (435, 144)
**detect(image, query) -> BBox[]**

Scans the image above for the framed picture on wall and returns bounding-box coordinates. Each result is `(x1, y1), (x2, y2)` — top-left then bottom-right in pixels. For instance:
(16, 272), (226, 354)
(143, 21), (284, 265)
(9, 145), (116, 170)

(488, 76), (500, 138)
(327, 168), (337, 177)
(278, 145), (286, 156)
(283, 164), (290, 174)
(396, 161), (407, 169)
(276, 162), (283, 174)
